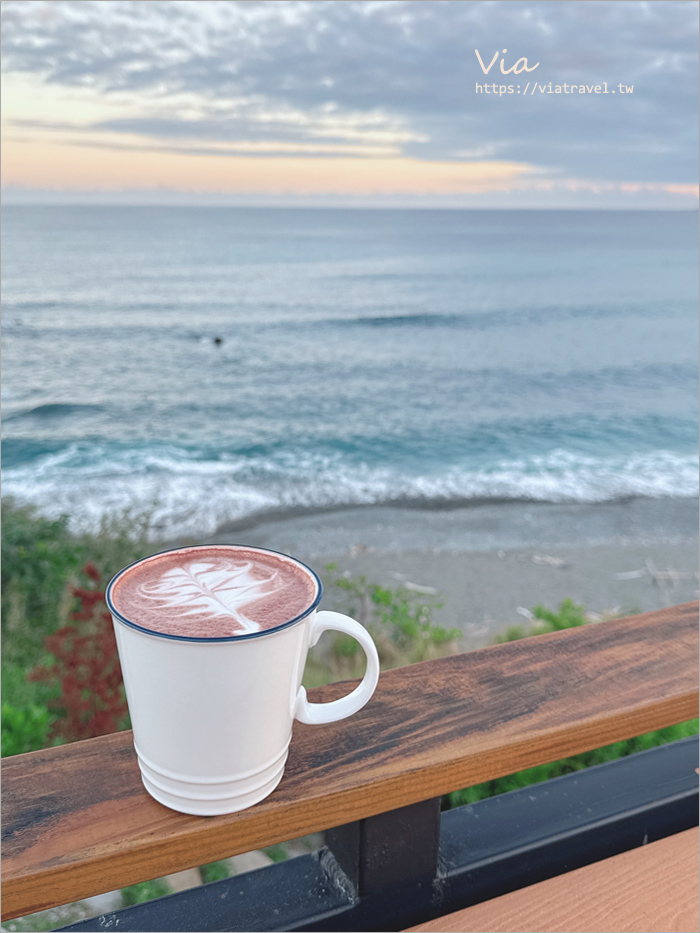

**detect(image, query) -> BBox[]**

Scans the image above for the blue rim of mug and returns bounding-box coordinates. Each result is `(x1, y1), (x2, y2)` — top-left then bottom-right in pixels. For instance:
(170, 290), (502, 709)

(106, 544), (323, 642)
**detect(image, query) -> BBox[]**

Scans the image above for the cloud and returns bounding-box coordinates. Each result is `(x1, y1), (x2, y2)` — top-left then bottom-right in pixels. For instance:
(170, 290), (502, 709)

(1, 0), (697, 195)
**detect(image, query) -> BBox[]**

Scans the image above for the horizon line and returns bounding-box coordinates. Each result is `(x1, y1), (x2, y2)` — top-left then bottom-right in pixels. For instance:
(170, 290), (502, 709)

(2, 200), (697, 212)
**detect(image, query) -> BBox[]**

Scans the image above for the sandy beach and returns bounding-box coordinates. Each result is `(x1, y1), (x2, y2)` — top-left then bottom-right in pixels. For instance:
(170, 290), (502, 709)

(198, 496), (699, 649)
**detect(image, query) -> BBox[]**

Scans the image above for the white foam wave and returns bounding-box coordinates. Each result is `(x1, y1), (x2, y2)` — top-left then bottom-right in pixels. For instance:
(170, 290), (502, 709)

(2, 447), (698, 539)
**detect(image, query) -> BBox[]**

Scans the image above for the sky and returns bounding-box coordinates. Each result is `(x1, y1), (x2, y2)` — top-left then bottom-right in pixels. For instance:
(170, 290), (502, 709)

(1, 0), (698, 208)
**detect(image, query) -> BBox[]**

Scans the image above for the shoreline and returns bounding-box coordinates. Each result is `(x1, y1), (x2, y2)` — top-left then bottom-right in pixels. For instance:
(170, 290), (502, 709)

(208, 495), (699, 553)
(214, 495), (698, 535)
(211, 493), (625, 535)
(197, 496), (699, 649)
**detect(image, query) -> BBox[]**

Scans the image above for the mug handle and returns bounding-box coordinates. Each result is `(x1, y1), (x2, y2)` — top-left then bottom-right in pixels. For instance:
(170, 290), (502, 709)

(295, 611), (380, 725)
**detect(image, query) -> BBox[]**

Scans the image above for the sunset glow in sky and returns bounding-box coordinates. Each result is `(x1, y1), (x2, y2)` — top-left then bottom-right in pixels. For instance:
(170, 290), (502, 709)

(2, 0), (698, 207)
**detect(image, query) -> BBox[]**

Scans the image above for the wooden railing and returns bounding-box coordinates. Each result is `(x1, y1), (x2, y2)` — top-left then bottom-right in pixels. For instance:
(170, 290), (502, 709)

(2, 602), (698, 925)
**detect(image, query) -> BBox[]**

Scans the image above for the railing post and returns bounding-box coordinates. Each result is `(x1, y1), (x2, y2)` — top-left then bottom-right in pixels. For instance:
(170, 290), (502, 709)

(324, 797), (442, 895)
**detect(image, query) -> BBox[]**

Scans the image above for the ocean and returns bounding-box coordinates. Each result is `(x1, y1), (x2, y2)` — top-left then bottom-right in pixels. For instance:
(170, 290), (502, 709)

(2, 207), (698, 539)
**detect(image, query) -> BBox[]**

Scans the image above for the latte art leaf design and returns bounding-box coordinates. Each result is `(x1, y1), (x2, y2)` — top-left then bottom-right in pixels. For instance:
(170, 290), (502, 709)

(138, 558), (286, 633)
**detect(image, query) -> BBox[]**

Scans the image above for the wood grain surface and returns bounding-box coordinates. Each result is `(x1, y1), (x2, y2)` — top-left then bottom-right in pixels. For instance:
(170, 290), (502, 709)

(406, 828), (700, 933)
(2, 602), (698, 920)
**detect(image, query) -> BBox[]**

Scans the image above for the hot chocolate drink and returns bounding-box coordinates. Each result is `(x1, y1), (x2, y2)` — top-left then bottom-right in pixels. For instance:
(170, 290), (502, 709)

(110, 546), (318, 638)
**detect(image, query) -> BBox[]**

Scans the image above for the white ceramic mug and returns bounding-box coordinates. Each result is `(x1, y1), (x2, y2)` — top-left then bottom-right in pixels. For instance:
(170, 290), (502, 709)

(106, 545), (380, 816)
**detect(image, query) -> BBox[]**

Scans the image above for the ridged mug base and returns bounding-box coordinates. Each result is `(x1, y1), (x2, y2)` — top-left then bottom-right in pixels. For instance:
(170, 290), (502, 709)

(136, 749), (288, 816)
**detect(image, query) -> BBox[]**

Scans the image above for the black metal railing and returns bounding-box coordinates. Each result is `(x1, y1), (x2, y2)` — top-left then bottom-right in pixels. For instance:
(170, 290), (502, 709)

(58, 736), (699, 933)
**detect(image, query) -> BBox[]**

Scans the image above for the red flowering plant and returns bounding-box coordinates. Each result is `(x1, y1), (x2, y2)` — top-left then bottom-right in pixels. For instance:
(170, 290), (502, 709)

(29, 562), (128, 743)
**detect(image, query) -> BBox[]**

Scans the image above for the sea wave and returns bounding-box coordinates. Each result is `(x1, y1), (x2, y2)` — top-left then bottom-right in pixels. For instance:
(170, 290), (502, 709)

(2, 403), (105, 422)
(2, 445), (697, 540)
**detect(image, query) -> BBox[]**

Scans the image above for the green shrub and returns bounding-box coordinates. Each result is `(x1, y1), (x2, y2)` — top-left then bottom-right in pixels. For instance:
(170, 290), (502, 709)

(1, 660), (64, 757)
(493, 597), (587, 643)
(368, 582), (457, 652)
(1, 702), (54, 757)
(199, 861), (231, 883)
(1, 498), (84, 664)
(1, 500), (156, 661)
(1, 657), (56, 707)
(2, 502), (160, 755)
(76, 508), (155, 585)
(302, 566), (460, 686)
(264, 844), (291, 863)
(120, 879), (171, 907)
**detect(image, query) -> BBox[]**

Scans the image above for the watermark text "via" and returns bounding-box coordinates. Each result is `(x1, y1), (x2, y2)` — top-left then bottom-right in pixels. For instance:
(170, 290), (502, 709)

(475, 49), (539, 75)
